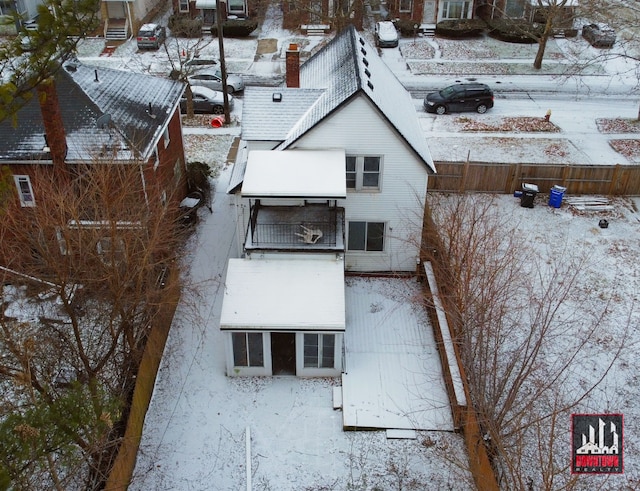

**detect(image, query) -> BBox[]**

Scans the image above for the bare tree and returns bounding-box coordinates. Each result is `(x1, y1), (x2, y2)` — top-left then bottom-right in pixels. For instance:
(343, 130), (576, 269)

(0, 0), (100, 120)
(422, 193), (629, 489)
(0, 160), (184, 489)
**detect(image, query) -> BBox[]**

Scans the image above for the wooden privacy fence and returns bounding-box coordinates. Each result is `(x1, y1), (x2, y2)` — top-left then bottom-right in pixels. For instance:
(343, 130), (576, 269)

(430, 161), (640, 195)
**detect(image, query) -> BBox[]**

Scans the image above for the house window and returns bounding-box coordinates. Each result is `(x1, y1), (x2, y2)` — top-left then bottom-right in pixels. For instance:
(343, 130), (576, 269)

(399, 0), (412, 13)
(14, 175), (35, 207)
(228, 0), (245, 15)
(179, 0), (189, 12)
(96, 236), (126, 265)
(163, 127), (170, 149)
(346, 155), (381, 190)
(232, 332), (264, 367)
(55, 227), (68, 255)
(348, 221), (385, 251)
(304, 333), (335, 368)
(505, 0), (526, 18)
(173, 158), (183, 185)
(442, 1), (470, 19)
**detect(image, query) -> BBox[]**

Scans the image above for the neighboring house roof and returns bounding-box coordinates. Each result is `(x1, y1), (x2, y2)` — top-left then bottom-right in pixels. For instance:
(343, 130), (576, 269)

(241, 25), (435, 174)
(0, 61), (185, 163)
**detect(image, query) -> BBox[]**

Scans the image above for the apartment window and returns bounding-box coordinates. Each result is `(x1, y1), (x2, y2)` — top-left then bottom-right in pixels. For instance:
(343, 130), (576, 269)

(304, 333), (335, 368)
(346, 155), (381, 190)
(14, 175), (35, 207)
(348, 221), (385, 251)
(179, 0), (189, 12)
(232, 332), (264, 367)
(399, 0), (412, 12)
(442, 1), (470, 19)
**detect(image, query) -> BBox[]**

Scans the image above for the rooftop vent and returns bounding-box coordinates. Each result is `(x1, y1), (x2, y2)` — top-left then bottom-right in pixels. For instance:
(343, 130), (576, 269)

(360, 47), (366, 56)
(94, 69), (99, 82)
(364, 68), (371, 78)
(362, 57), (369, 67)
(367, 81), (374, 90)
(359, 37), (365, 46)
(272, 92), (282, 102)
(65, 63), (77, 72)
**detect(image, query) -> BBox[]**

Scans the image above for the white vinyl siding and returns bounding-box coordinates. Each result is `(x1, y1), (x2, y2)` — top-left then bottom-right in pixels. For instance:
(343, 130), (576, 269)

(287, 95), (428, 272)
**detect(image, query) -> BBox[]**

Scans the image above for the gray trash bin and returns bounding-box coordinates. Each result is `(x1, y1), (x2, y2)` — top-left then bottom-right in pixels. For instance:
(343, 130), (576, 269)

(520, 183), (539, 208)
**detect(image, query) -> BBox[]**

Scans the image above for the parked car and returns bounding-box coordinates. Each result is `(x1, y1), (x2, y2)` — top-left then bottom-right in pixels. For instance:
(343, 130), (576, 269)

(582, 23), (615, 48)
(185, 55), (218, 68)
(180, 85), (233, 114)
(423, 83), (494, 115)
(374, 21), (399, 48)
(187, 68), (245, 93)
(136, 23), (166, 50)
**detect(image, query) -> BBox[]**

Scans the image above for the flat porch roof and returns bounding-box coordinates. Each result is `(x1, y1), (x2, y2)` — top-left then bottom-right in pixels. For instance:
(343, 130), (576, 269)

(220, 256), (346, 331)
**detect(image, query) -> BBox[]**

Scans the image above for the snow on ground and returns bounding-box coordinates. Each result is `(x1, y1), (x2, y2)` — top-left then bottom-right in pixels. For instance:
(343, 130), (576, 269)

(65, 7), (640, 489)
(131, 164), (472, 490)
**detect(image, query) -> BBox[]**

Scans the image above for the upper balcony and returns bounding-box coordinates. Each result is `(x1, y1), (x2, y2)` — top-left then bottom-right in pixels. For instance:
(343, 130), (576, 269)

(245, 204), (345, 253)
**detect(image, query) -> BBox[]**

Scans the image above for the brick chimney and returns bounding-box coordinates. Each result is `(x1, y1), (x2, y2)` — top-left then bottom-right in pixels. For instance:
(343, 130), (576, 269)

(285, 43), (300, 88)
(37, 78), (67, 171)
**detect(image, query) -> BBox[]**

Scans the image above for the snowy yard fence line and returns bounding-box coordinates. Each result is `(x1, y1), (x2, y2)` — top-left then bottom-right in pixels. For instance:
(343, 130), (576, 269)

(104, 268), (180, 490)
(420, 210), (500, 491)
(431, 162), (640, 195)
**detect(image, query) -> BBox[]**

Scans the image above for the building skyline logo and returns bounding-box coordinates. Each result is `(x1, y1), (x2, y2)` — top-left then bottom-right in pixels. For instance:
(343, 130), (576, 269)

(572, 414), (623, 474)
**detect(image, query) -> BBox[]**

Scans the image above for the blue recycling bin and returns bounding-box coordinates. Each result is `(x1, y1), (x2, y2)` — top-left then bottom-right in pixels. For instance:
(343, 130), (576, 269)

(548, 185), (567, 208)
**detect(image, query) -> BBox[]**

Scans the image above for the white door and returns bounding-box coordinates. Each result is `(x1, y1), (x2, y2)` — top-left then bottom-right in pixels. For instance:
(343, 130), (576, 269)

(422, 0), (436, 23)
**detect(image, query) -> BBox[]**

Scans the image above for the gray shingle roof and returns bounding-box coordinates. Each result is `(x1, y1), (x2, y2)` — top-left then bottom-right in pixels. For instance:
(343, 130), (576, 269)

(0, 61), (185, 163)
(242, 25), (435, 173)
(241, 88), (323, 142)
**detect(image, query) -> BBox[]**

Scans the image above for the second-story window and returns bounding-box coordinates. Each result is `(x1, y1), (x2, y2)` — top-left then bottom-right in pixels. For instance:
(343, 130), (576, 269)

(14, 175), (35, 207)
(346, 155), (381, 190)
(399, 0), (412, 12)
(179, 0), (189, 12)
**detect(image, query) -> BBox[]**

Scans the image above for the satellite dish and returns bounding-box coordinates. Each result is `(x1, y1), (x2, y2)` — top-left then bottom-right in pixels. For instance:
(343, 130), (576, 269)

(96, 113), (111, 129)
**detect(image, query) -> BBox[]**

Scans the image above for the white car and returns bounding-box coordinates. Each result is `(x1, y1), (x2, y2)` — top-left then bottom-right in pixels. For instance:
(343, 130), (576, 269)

(187, 68), (245, 93)
(375, 21), (399, 48)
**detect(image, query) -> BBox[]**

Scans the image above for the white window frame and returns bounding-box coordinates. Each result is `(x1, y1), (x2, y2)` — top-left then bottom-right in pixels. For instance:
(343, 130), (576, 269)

(346, 155), (381, 191)
(96, 236), (126, 266)
(303, 333), (336, 369)
(399, 0), (412, 13)
(179, 0), (189, 12)
(347, 221), (385, 252)
(163, 126), (170, 149)
(14, 175), (35, 207)
(441, 1), (471, 20)
(232, 332), (265, 367)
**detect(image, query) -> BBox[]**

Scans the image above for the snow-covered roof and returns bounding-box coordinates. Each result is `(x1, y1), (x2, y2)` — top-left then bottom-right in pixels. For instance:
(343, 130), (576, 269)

(241, 26), (435, 173)
(241, 88), (324, 142)
(220, 257), (346, 331)
(0, 61), (185, 163)
(241, 149), (346, 198)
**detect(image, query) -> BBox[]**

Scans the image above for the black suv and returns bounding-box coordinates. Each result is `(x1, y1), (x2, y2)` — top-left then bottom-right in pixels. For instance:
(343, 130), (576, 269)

(424, 83), (494, 115)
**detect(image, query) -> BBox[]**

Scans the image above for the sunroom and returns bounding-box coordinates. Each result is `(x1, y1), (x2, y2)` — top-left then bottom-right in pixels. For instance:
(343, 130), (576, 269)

(220, 256), (345, 377)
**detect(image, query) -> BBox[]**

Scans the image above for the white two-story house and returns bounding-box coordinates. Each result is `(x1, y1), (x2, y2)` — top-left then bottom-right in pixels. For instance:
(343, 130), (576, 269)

(220, 25), (436, 377)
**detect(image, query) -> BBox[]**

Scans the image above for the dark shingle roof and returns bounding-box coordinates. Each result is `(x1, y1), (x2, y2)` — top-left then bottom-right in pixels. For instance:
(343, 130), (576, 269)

(0, 62), (185, 163)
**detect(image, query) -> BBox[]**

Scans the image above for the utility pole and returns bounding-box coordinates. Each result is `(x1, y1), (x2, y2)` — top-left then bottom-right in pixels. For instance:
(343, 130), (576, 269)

(215, 0), (231, 125)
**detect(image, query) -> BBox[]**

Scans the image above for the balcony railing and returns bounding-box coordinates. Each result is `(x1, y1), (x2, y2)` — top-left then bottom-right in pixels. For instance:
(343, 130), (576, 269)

(245, 206), (345, 252)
